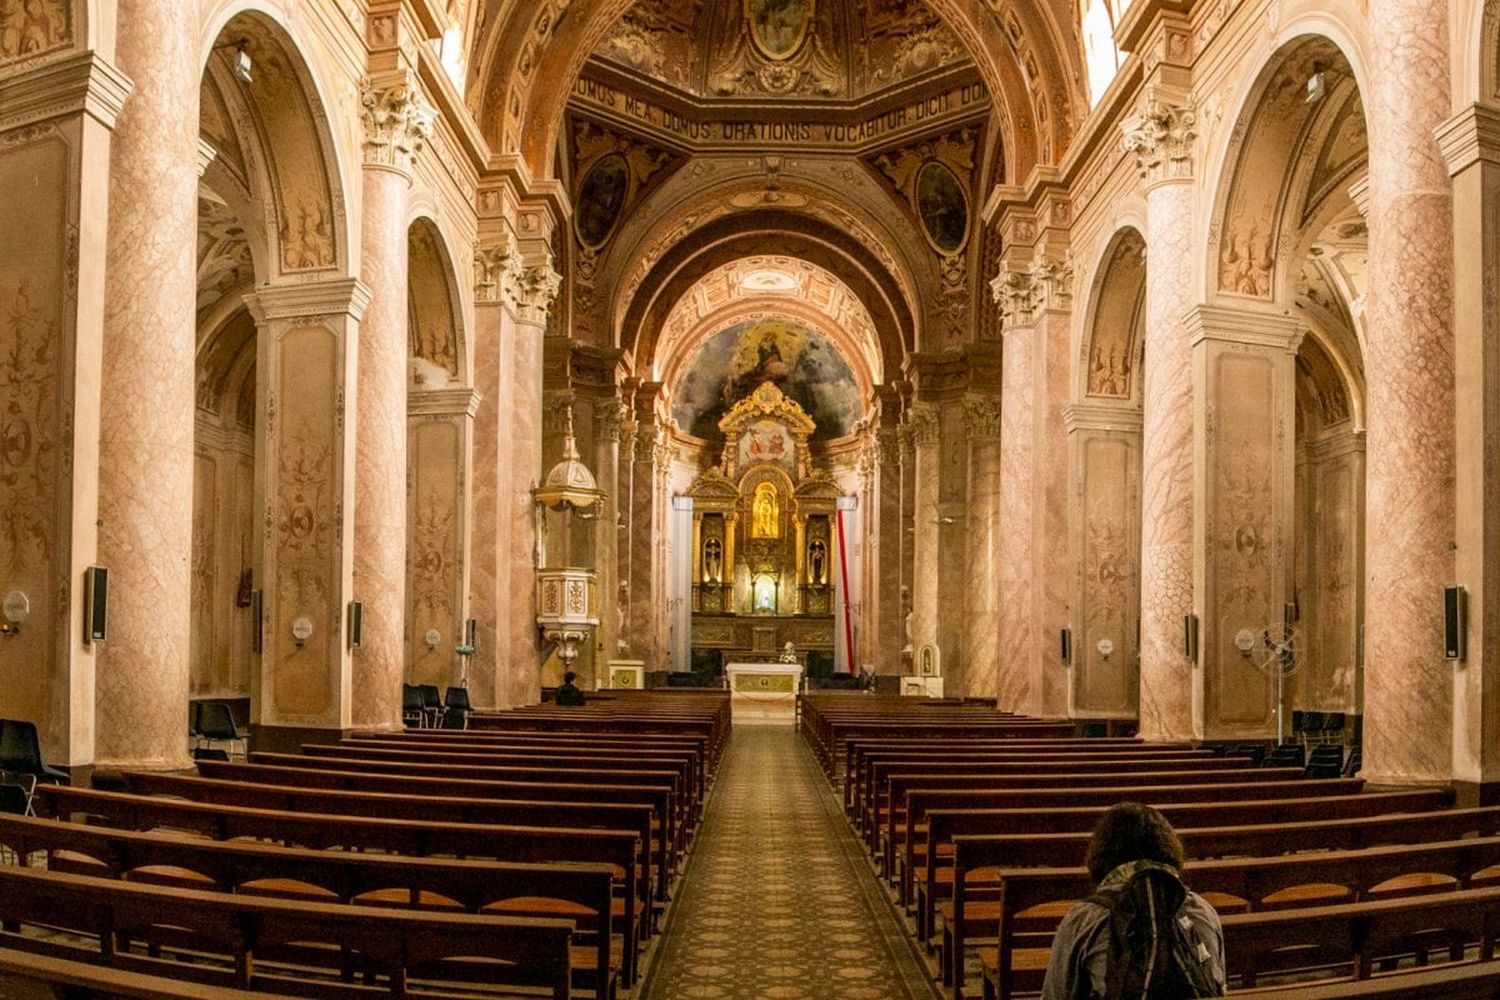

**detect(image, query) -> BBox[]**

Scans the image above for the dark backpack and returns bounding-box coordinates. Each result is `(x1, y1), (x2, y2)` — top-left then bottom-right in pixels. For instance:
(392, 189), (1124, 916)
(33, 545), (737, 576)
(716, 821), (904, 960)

(1084, 862), (1223, 1000)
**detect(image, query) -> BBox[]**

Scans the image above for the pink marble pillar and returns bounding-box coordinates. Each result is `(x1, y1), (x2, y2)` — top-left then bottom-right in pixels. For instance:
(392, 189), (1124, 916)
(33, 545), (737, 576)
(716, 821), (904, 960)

(1123, 95), (1198, 741)
(997, 329), (1038, 713)
(94, 0), (200, 768)
(350, 73), (432, 730)
(465, 236), (522, 708)
(963, 399), (1004, 701)
(1362, 0), (1455, 783)
(594, 400), (625, 680)
(907, 404), (941, 672)
(872, 426), (904, 674)
(1440, 105), (1500, 796)
(504, 263), (559, 705)
(1033, 307), (1074, 717)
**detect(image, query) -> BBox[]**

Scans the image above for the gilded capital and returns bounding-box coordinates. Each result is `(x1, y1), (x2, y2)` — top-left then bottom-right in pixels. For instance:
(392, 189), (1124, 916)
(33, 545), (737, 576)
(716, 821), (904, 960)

(1121, 96), (1196, 185)
(360, 72), (435, 175)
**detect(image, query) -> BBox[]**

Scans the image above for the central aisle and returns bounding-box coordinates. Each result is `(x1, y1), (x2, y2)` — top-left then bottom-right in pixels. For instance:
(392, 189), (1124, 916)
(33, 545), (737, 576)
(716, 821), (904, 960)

(642, 723), (939, 1000)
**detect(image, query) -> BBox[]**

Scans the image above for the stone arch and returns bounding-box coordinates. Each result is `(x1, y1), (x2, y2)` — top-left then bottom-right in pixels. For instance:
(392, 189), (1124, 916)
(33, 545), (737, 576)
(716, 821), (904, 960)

(619, 212), (914, 383)
(468, 0), (1083, 183)
(407, 215), (468, 388)
(1077, 225), (1147, 405)
(198, 5), (351, 281)
(1469, 0), (1498, 105)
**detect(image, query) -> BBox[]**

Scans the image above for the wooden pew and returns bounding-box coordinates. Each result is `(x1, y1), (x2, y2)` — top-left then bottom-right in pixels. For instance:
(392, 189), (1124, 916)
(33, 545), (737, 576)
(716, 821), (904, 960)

(972, 835), (1500, 999)
(0, 812), (621, 998)
(943, 805), (1500, 996)
(1233, 959), (1500, 998)
(894, 777), (1370, 902)
(0, 947), (277, 999)
(170, 765), (676, 901)
(906, 788), (1453, 935)
(0, 865), (576, 999)
(36, 783), (649, 982)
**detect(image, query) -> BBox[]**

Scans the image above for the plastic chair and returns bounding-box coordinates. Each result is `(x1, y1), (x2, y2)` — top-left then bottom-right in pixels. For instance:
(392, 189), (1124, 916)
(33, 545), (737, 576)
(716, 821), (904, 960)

(1226, 744), (1267, 767)
(418, 684), (444, 727)
(0, 720), (67, 784)
(1264, 743), (1306, 768)
(1342, 745), (1362, 778)
(401, 684), (426, 728)
(1296, 710), (1325, 744)
(1306, 744), (1345, 779)
(442, 686), (471, 730)
(196, 702), (247, 758)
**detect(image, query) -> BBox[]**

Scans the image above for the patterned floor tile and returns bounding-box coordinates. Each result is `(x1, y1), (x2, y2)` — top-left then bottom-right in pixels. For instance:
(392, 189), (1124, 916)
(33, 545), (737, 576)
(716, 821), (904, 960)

(640, 725), (939, 1000)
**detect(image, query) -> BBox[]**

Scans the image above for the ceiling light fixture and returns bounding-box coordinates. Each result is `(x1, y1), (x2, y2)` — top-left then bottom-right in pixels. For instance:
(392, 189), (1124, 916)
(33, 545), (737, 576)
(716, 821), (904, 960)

(1305, 62), (1326, 104)
(233, 41), (253, 84)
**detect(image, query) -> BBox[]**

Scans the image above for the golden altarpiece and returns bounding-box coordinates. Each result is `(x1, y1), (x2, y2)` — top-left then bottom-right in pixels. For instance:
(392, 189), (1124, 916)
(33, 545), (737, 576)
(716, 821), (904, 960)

(686, 384), (840, 665)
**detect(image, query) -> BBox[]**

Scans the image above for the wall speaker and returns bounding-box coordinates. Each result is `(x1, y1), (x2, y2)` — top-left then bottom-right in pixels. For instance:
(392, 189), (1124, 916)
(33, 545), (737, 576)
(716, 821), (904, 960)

(465, 617), (477, 648)
(1059, 628), (1072, 665)
(348, 601), (363, 651)
(82, 566), (108, 644)
(1183, 613), (1199, 663)
(1445, 586), (1467, 661)
(250, 589), (263, 654)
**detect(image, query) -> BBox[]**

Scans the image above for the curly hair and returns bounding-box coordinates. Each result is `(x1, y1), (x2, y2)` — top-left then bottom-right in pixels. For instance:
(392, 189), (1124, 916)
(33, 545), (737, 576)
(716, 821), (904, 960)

(1084, 802), (1187, 885)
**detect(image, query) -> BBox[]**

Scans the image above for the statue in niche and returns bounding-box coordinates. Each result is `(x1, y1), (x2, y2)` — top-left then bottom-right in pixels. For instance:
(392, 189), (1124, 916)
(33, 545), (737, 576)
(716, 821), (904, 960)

(703, 539), (723, 582)
(808, 539), (826, 586)
(752, 482), (779, 538)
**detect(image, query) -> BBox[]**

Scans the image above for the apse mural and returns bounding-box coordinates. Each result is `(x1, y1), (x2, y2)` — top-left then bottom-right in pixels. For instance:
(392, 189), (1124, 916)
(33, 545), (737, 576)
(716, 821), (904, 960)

(671, 318), (861, 441)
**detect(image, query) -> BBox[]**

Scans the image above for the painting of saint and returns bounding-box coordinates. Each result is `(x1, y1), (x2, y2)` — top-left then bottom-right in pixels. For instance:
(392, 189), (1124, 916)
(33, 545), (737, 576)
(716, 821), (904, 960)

(575, 153), (629, 248)
(746, 0), (813, 61)
(915, 160), (969, 254)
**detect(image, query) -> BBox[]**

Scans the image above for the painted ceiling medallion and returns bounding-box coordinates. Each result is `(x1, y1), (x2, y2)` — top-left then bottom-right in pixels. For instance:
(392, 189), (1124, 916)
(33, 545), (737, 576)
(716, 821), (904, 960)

(915, 160), (969, 254)
(739, 269), (799, 292)
(746, 0), (814, 62)
(575, 152), (630, 248)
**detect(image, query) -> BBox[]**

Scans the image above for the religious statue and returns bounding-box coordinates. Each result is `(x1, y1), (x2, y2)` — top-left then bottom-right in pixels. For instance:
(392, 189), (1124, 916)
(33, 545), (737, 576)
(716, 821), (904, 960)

(779, 640), (798, 664)
(752, 482), (779, 538)
(808, 539), (826, 586)
(703, 539), (723, 582)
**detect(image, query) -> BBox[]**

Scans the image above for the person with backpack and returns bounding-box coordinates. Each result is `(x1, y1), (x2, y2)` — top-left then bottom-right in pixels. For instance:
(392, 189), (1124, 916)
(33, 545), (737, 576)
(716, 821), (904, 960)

(1041, 801), (1226, 999)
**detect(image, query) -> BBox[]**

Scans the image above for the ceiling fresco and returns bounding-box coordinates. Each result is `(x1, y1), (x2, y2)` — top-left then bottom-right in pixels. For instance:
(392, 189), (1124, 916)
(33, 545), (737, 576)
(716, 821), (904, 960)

(670, 318), (862, 442)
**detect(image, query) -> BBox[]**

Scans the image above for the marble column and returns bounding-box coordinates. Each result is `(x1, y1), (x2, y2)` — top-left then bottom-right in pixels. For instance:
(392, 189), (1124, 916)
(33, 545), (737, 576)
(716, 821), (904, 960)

(1440, 105), (1500, 798)
(963, 398), (1004, 700)
(466, 234), (523, 707)
(906, 403), (941, 675)
(872, 425), (904, 674)
(1189, 307), (1301, 740)
(997, 327), (1038, 712)
(504, 260), (561, 705)
(594, 399), (625, 685)
(94, 1), (200, 768)
(350, 72), (433, 730)
(0, 52), (130, 765)
(1067, 403), (1144, 718)
(1032, 291), (1074, 717)
(1361, 0), (1455, 783)
(1122, 94), (1198, 741)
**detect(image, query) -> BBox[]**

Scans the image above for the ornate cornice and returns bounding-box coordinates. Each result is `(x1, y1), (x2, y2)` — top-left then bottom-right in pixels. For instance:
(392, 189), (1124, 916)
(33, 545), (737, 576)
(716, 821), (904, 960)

(360, 71), (435, 175)
(473, 231), (522, 305)
(1121, 93), (1196, 187)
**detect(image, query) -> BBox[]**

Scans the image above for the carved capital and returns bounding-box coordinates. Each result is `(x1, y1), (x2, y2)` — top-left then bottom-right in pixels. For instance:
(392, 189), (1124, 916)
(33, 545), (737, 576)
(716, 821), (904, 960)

(511, 257), (562, 325)
(1028, 252), (1074, 314)
(963, 396), (1004, 439)
(360, 72), (435, 174)
(905, 402), (941, 446)
(473, 231), (523, 304)
(991, 265), (1035, 332)
(876, 426), (902, 467)
(596, 399), (628, 443)
(1121, 96), (1196, 186)
(542, 389), (575, 435)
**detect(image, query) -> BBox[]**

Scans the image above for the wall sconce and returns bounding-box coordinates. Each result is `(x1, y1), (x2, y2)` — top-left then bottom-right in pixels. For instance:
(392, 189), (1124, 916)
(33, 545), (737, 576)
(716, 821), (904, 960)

(424, 628), (441, 650)
(291, 615), (313, 648)
(1096, 637), (1114, 661)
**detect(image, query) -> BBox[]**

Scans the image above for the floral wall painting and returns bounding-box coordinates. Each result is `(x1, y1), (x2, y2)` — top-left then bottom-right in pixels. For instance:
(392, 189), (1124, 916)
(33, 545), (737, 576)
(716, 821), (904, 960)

(670, 318), (861, 442)
(747, 0), (814, 61)
(575, 152), (630, 248)
(915, 160), (968, 254)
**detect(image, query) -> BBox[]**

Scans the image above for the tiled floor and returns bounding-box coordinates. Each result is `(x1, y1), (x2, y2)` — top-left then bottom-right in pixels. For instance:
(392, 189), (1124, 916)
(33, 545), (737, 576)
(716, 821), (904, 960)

(641, 724), (939, 1000)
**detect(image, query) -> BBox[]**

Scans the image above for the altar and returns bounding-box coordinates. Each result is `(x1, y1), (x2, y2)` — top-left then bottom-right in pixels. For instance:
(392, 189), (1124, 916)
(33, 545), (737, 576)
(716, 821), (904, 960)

(725, 661), (803, 723)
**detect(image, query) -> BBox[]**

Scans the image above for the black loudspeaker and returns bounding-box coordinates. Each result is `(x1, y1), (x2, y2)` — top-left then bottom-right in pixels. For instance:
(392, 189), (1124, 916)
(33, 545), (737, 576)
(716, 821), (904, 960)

(1445, 586), (1467, 661)
(250, 590), (263, 654)
(83, 566), (108, 644)
(1059, 628), (1072, 665)
(348, 601), (363, 650)
(465, 617), (477, 647)
(1183, 613), (1199, 663)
